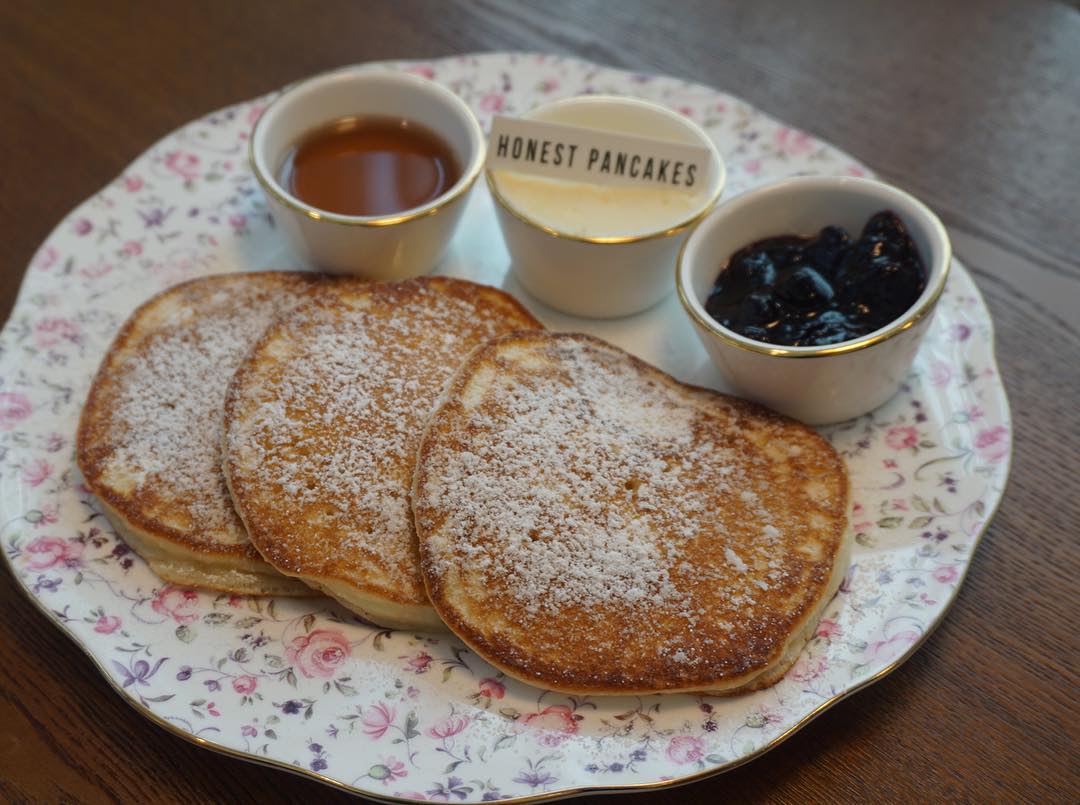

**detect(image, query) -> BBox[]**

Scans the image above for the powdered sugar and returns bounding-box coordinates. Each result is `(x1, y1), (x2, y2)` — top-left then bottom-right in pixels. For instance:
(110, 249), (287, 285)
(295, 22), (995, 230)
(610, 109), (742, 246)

(226, 280), (537, 598)
(418, 335), (815, 631)
(94, 274), (313, 545)
(724, 547), (748, 573)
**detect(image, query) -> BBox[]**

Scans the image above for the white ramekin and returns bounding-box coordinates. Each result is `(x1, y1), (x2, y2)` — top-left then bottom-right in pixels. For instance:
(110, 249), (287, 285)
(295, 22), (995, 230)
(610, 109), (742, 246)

(488, 95), (725, 318)
(251, 68), (485, 279)
(677, 176), (951, 425)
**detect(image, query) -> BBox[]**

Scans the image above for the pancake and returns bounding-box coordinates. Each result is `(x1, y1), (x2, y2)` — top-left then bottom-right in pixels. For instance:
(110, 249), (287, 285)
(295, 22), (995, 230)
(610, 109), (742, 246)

(222, 277), (542, 630)
(77, 271), (323, 596)
(413, 332), (852, 695)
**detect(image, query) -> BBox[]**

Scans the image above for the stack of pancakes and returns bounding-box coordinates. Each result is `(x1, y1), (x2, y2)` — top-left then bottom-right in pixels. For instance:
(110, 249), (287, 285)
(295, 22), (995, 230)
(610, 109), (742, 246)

(79, 271), (850, 695)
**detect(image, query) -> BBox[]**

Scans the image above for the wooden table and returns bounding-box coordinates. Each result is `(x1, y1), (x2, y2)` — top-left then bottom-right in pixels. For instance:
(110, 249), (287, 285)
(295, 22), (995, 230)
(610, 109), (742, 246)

(2, 1), (1077, 802)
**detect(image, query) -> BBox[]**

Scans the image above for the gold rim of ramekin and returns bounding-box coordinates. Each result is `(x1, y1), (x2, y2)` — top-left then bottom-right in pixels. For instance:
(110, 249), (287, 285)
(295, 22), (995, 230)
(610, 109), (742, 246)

(676, 176), (952, 358)
(249, 70), (485, 228)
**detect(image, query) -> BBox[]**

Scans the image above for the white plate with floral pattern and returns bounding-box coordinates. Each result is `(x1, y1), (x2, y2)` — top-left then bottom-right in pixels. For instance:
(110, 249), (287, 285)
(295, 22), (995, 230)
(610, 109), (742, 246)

(0, 53), (1011, 803)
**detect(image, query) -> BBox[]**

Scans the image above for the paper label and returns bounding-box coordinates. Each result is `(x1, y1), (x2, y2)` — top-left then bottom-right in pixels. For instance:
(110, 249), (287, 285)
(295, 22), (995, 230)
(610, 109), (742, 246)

(487, 115), (712, 191)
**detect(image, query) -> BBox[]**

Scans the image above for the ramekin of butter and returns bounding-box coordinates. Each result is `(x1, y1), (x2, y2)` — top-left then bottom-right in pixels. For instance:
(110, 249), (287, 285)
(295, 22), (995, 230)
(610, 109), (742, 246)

(487, 96), (725, 318)
(251, 67), (485, 279)
(677, 175), (951, 425)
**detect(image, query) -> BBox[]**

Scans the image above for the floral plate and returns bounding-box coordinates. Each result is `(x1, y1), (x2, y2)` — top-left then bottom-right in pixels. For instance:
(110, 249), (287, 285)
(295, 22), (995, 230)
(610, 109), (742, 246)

(0, 53), (1011, 802)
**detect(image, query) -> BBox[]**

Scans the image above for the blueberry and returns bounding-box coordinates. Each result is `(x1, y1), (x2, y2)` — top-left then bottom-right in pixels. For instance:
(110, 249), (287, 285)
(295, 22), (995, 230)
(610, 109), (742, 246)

(742, 251), (777, 289)
(739, 324), (771, 342)
(721, 248), (754, 289)
(737, 292), (780, 326)
(803, 310), (853, 345)
(861, 210), (908, 242)
(804, 226), (850, 279)
(775, 323), (809, 345)
(837, 247), (924, 320)
(704, 290), (740, 323)
(776, 266), (834, 308)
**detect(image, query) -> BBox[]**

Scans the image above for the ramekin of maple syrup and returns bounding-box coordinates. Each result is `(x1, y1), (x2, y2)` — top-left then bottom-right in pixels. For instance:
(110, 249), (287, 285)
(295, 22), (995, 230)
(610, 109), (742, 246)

(251, 67), (484, 279)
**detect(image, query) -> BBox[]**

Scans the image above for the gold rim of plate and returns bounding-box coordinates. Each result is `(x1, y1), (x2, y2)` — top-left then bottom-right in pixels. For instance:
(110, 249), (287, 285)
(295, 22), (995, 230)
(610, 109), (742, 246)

(5, 481), (1005, 804)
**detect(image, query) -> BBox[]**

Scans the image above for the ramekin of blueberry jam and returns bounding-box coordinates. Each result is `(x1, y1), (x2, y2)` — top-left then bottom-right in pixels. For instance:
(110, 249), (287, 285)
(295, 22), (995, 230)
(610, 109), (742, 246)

(677, 176), (951, 425)
(705, 211), (927, 347)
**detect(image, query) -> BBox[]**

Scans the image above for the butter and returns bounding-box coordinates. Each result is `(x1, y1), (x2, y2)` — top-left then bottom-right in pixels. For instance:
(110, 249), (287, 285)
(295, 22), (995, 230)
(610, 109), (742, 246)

(493, 170), (709, 239)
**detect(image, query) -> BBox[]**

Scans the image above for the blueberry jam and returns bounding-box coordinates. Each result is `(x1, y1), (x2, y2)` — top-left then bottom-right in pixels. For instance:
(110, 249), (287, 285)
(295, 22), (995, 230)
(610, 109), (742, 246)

(705, 211), (927, 347)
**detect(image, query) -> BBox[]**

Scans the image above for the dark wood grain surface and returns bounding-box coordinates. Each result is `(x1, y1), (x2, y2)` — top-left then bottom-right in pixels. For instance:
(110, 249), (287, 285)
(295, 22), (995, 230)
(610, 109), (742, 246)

(2, 1), (1078, 802)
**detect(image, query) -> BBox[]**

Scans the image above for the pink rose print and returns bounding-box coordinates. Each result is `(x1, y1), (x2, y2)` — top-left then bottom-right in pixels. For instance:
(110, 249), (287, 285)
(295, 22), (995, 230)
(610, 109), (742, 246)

(286, 629), (351, 678)
(164, 151), (201, 182)
(33, 503), (60, 527)
(523, 704), (578, 747)
(427, 713), (470, 739)
(34, 318), (81, 349)
(665, 735), (705, 764)
(537, 78), (558, 93)
(79, 261), (113, 279)
(228, 213), (247, 232)
(33, 245), (59, 271)
(123, 174), (144, 192)
(774, 126), (815, 156)
(478, 677), (505, 699)
(405, 65), (435, 79)
(246, 104), (266, 125)
(404, 651), (433, 674)
(929, 360), (952, 388)
(479, 92), (506, 113)
(868, 629), (920, 663)
(368, 756), (408, 785)
(241, 724), (258, 737)
(232, 675), (258, 695)
(121, 240), (143, 257)
(207, 702), (220, 717)
(361, 701), (396, 739)
(851, 501), (873, 532)
(815, 618), (842, 639)
(741, 158), (762, 176)
(0, 392), (32, 430)
(151, 586), (200, 624)
(843, 164), (867, 177)
(677, 105), (694, 117)
(950, 323), (972, 341)
(974, 426), (1009, 463)
(24, 536), (83, 570)
(22, 458), (53, 487)
(94, 615), (122, 634)
(885, 426), (918, 451)
(789, 656), (828, 683)
(932, 565), (959, 584)
(72, 217), (93, 236)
